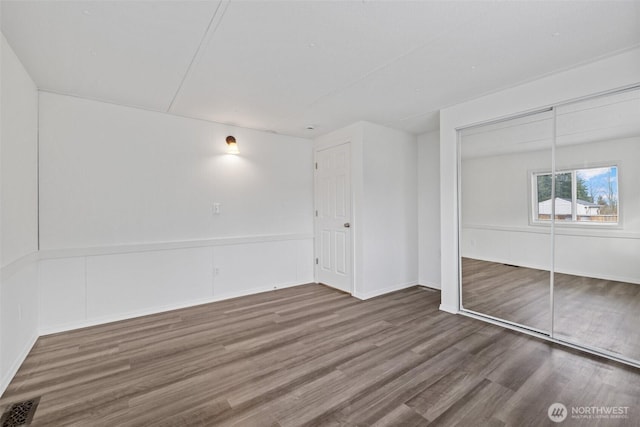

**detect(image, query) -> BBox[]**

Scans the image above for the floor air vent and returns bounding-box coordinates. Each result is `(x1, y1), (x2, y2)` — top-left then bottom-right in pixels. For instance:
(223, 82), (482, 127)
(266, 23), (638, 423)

(1, 397), (40, 427)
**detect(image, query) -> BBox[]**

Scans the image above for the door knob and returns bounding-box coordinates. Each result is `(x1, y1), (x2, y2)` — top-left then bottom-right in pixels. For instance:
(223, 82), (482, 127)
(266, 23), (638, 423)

(344, 223), (351, 228)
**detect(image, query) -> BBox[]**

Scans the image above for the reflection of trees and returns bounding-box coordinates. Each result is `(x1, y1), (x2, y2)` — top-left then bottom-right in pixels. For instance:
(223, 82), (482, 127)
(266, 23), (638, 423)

(537, 173), (570, 201)
(576, 175), (592, 202)
(595, 170), (618, 215)
(536, 172), (592, 202)
(598, 170), (618, 215)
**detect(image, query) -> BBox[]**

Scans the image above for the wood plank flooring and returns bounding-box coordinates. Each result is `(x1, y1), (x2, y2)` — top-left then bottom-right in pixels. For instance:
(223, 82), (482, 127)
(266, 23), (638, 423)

(1, 284), (640, 426)
(462, 257), (640, 360)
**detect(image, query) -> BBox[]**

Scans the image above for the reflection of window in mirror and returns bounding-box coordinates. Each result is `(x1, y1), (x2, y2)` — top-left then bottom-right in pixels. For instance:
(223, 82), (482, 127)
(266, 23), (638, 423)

(532, 165), (618, 224)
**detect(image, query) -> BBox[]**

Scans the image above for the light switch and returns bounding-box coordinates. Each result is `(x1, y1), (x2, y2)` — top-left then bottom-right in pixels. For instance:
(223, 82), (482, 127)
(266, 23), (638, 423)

(213, 203), (221, 215)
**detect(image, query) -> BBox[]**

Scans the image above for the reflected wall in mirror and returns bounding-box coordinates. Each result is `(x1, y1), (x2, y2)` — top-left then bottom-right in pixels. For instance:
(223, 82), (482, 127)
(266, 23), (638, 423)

(553, 88), (640, 361)
(460, 110), (553, 332)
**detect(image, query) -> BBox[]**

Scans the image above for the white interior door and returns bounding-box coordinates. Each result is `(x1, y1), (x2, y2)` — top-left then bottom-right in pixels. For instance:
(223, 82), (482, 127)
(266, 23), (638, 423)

(315, 143), (352, 293)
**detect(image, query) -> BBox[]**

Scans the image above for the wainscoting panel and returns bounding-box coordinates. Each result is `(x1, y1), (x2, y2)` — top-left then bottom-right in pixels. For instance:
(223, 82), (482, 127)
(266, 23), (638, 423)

(213, 241), (298, 299)
(1, 258), (39, 395)
(39, 257), (86, 330)
(38, 236), (315, 335)
(86, 247), (214, 321)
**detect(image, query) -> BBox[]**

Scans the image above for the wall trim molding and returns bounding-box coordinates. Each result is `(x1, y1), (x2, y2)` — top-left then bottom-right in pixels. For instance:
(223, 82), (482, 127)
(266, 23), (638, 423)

(462, 223), (640, 240)
(3, 234), (315, 278)
(439, 304), (459, 314)
(418, 281), (441, 290)
(38, 233), (314, 260)
(353, 280), (417, 300)
(0, 333), (38, 397)
(1, 251), (39, 281)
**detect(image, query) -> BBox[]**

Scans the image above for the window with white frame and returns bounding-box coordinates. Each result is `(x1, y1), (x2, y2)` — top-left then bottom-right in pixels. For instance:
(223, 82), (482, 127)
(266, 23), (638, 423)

(532, 165), (619, 224)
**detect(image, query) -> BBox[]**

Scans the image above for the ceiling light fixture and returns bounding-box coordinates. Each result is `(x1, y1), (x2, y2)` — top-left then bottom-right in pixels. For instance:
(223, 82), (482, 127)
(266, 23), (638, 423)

(306, 125), (315, 130)
(226, 135), (239, 154)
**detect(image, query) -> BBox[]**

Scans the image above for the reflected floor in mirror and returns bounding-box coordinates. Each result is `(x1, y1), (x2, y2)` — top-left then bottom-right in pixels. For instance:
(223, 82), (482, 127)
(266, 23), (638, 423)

(461, 258), (551, 331)
(555, 272), (640, 361)
(462, 257), (640, 362)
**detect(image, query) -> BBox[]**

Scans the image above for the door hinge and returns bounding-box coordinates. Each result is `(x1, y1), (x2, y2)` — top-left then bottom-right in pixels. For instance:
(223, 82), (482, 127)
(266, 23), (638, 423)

(315, 162), (318, 170)
(315, 258), (319, 265)
(315, 210), (318, 217)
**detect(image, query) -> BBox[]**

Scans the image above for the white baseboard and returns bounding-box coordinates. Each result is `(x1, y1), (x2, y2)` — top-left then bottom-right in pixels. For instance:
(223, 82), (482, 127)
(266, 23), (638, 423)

(39, 281), (311, 336)
(212, 280), (307, 302)
(0, 333), (38, 397)
(353, 280), (418, 300)
(418, 281), (441, 290)
(439, 304), (459, 314)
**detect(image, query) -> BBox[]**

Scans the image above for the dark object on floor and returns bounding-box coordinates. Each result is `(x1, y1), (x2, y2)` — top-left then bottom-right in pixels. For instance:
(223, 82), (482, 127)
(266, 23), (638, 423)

(1, 397), (40, 427)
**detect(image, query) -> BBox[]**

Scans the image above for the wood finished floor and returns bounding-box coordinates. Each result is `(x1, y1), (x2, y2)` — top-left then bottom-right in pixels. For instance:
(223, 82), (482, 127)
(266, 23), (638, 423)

(462, 257), (640, 360)
(2, 284), (640, 426)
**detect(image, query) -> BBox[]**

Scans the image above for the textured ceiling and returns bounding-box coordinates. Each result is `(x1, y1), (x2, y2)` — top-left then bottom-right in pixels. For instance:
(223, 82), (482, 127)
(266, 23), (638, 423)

(2, 1), (639, 138)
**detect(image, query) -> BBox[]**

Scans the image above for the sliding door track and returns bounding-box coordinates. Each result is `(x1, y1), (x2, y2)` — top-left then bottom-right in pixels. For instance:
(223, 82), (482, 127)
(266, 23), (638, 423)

(459, 309), (640, 370)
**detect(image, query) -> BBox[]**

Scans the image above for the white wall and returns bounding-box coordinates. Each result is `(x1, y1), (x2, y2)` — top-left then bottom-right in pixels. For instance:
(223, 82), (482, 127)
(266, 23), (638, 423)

(418, 131), (440, 289)
(39, 92), (313, 249)
(314, 121), (418, 300)
(440, 47), (640, 313)
(37, 93), (314, 334)
(0, 34), (39, 394)
(1, 37), (38, 267)
(360, 122), (418, 298)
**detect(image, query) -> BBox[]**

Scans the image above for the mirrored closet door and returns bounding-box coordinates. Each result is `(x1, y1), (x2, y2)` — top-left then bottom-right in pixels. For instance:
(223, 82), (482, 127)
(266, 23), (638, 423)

(553, 88), (640, 361)
(459, 110), (553, 333)
(459, 86), (640, 365)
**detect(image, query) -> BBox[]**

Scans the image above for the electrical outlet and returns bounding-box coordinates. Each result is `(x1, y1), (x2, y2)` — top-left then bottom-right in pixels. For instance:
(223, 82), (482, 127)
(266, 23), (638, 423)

(214, 267), (220, 276)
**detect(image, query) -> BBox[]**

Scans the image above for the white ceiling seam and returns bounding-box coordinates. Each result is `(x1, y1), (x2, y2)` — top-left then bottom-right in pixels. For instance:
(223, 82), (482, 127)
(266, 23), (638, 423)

(167, 0), (230, 113)
(0, 0), (222, 112)
(2, 1), (639, 138)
